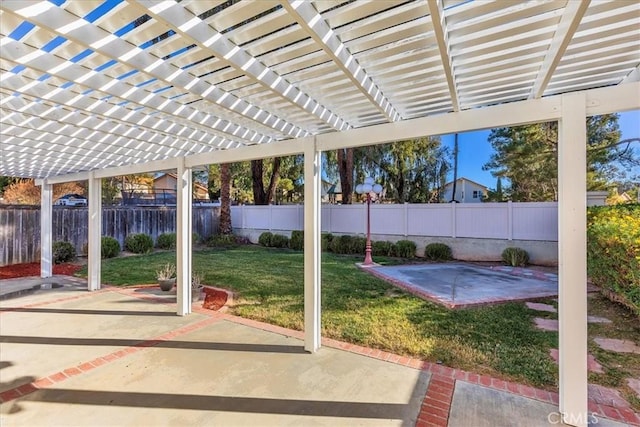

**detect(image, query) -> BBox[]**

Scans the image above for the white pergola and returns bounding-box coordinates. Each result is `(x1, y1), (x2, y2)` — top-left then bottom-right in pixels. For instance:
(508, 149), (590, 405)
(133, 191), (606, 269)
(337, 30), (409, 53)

(1, 1), (638, 425)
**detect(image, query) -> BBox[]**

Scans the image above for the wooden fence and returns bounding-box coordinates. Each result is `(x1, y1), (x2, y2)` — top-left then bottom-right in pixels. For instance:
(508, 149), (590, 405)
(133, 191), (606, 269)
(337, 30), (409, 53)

(0, 206), (219, 266)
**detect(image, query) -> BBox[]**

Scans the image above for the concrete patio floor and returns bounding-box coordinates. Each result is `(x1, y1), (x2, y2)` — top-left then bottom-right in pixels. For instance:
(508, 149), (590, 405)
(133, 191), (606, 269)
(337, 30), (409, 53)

(0, 277), (636, 427)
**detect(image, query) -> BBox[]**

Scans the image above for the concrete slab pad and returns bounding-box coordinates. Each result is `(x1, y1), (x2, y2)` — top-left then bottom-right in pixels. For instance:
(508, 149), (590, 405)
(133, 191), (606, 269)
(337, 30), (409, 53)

(0, 288), (430, 426)
(448, 381), (627, 427)
(0, 291), (202, 393)
(368, 264), (558, 308)
(0, 276), (88, 301)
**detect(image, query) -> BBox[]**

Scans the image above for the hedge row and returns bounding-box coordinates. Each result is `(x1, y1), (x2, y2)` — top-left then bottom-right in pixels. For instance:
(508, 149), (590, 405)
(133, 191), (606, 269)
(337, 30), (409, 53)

(587, 204), (639, 316)
(258, 231), (435, 259)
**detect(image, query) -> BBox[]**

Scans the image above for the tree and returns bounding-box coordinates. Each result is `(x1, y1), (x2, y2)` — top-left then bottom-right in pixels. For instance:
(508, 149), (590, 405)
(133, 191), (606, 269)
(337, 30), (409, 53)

(484, 177), (506, 202)
(3, 179), (85, 205)
(219, 163), (232, 235)
(251, 158), (281, 205)
(482, 114), (636, 201)
(337, 148), (354, 204)
(359, 137), (450, 203)
(0, 176), (19, 197)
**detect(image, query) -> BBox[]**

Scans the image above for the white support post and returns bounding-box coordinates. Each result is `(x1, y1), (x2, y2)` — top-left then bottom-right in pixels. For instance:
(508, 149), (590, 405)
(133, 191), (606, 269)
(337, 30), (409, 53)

(87, 172), (102, 291)
(558, 92), (588, 426)
(176, 158), (193, 316)
(304, 138), (322, 353)
(40, 181), (53, 278)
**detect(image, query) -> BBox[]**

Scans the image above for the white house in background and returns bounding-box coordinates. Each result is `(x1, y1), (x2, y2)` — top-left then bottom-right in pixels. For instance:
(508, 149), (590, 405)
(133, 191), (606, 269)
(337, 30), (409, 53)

(442, 177), (488, 203)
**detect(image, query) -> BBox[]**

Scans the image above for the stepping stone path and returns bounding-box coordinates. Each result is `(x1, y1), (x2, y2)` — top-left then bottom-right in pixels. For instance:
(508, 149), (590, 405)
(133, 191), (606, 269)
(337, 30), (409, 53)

(627, 378), (640, 398)
(587, 315), (612, 324)
(534, 317), (558, 331)
(527, 302), (612, 324)
(525, 302), (556, 313)
(549, 349), (604, 373)
(594, 338), (640, 354)
(588, 383), (633, 408)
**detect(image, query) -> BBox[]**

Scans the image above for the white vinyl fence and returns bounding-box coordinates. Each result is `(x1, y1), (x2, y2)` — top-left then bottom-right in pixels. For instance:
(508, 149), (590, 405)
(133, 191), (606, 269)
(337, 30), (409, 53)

(231, 202), (558, 242)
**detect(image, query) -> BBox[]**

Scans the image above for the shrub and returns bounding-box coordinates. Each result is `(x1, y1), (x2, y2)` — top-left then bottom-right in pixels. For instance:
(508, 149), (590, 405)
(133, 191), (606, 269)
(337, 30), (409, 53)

(395, 240), (417, 258)
(501, 247), (529, 267)
(290, 230), (304, 251)
(208, 233), (238, 247)
(424, 243), (452, 261)
(322, 233), (334, 252)
(350, 237), (367, 254)
(258, 232), (273, 247)
(52, 241), (76, 264)
(587, 204), (639, 315)
(124, 233), (154, 254)
(156, 233), (176, 249)
(372, 241), (394, 257)
(101, 236), (120, 259)
(270, 234), (289, 248)
(192, 232), (200, 245)
(330, 235), (352, 254)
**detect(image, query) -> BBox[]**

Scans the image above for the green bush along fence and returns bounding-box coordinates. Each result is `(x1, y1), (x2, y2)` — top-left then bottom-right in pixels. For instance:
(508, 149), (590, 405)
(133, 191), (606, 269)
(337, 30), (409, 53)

(587, 204), (639, 316)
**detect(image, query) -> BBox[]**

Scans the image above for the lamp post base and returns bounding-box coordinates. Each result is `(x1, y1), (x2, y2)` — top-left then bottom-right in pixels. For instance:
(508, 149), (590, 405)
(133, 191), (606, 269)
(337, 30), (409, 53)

(363, 243), (373, 265)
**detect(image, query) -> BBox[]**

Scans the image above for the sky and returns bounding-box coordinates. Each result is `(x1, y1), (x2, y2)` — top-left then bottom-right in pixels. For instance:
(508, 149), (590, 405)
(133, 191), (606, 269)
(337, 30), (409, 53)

(440, 109), (640, 188)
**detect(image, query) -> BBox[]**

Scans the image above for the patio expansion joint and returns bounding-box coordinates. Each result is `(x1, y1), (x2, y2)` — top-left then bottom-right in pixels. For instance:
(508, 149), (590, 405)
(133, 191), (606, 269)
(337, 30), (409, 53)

(0, 288), (111, 315)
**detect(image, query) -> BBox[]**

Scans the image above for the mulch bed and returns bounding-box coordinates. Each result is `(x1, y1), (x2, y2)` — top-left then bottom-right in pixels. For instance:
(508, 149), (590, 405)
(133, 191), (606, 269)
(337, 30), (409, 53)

(0, 262), (83, 280)
(202, 287), (229, 311)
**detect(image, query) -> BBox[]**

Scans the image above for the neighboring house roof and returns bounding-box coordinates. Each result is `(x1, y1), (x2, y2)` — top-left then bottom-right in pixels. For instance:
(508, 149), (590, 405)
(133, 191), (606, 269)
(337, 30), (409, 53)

(619, 192), (633, 202)
(154, 173), (209, 193)
(443, 177), (488, 190)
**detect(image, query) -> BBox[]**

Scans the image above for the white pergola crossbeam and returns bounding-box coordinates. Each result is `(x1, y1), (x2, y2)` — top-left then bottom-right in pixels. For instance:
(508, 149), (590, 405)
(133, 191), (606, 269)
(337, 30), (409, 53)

(427, 0), (459, 112)
(529, 1), (590, 99)
(283, 0), (400, 122)
(138, 0), (349, 132)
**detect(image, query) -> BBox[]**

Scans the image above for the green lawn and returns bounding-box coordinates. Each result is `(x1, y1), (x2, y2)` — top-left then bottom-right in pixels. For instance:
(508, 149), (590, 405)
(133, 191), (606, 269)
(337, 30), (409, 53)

(81, 245), (639, 406)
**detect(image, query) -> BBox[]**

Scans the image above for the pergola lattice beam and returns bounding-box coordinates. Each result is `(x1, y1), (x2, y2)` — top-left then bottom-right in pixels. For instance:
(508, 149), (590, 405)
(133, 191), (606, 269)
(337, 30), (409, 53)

(283, 0), (400, 122)
(0, 2), (291, 143)
(0, 82), (230, 159)
(139, 0), (351, 132)
(38, 82), (640, 184)
(529, 0), (590, 99)
(427, 0), (459, 112)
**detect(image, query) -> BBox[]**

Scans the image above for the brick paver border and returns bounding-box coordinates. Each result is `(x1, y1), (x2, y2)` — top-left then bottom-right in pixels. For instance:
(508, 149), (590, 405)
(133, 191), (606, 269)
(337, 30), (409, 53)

(1, 281), (638, 426)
